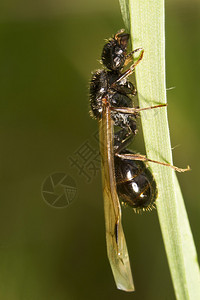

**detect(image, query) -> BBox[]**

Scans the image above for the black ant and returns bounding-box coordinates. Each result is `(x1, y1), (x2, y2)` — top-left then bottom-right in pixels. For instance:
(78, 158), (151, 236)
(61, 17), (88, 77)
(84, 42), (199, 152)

(90, 29), (188, 212)
(89, 29), (189, 291)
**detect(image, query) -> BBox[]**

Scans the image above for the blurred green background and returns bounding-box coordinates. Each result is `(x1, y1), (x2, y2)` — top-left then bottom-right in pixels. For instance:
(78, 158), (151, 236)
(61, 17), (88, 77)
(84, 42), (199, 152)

(0, 0), (199, 299)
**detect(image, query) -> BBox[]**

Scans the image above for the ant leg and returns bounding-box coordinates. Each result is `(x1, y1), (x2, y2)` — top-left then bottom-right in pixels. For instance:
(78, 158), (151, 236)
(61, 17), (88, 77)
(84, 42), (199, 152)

(114, 114), (137, 153)
(115, 153), (190, 173)
(113, 49), (144, 85)
(124, 48), (143, 66)
(110, 104), (167, 115)
(114, 128), (136, 154)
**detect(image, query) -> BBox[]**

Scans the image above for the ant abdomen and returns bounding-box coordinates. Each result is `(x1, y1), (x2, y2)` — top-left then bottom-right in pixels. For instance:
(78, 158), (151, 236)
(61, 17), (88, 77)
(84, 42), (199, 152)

(114, 151), (157, 211)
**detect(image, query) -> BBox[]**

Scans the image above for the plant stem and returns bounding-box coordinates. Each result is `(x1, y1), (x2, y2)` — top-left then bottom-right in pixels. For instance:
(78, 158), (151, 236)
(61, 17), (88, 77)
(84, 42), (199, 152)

(119, 0), (200, 299)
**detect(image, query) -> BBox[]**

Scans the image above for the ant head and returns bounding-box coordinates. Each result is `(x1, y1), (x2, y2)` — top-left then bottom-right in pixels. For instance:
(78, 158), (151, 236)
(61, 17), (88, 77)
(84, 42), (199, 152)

(101, 29), (130, 71)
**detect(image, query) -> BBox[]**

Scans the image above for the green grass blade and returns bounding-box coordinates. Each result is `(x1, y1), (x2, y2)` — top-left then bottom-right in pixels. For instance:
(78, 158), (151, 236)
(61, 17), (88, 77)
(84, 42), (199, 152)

(119, 0), (200, 299)
(118, 0), (130, 31)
